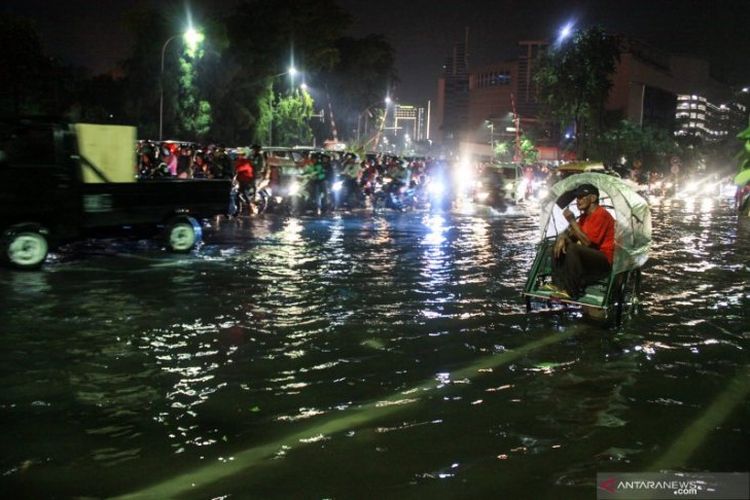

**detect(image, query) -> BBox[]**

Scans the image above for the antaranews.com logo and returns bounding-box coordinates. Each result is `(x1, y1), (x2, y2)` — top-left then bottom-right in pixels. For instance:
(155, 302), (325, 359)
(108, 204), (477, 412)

(596, 472), (749, 499)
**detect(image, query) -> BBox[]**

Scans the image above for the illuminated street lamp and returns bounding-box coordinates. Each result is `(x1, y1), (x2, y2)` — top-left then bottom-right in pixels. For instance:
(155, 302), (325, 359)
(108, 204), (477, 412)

(268, 66), (304, 145)
(159, 27), (204, 140)
(357, 95), (393, 143)
(556, 21), (575, 47)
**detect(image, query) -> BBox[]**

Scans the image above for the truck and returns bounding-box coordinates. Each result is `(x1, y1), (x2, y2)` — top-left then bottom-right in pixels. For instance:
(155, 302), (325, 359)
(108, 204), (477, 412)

(0, 119), (231, 269)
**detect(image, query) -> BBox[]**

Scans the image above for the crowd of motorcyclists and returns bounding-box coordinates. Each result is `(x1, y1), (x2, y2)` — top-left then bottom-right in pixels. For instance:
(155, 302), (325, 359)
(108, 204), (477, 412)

(134, 139), (563, 216)
(137, 138), (733, 217)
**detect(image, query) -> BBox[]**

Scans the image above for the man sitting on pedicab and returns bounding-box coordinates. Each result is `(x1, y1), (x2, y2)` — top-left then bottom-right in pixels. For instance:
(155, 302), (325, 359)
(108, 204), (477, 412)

(549, 183), (615, 300)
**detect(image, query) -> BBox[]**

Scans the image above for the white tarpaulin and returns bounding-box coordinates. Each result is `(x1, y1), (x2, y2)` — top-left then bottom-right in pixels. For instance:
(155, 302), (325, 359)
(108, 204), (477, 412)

(539, 173), (651, 274)
(75, 123), (137, 183)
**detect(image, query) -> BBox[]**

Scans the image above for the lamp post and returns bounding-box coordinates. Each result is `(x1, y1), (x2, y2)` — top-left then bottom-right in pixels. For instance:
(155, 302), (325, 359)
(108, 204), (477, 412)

(268, 66), (299, 146)
(159, 28), (204, 140)
(357, 96), (392, 143)
(485, 120), (494, 155)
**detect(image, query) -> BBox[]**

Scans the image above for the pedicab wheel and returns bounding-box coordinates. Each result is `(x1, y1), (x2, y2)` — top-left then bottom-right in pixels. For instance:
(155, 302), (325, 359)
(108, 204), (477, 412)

(165, 216), (202, 253)
(2, 224), (49, 270)
(612, 269), (641, 327)
(255, 194), (268, 215)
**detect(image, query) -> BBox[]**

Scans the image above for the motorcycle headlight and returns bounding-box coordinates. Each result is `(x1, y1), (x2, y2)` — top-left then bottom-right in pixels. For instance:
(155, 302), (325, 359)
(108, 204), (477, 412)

(428, 181), (445, 195)
(332, 181), (343, 192)
(289, 181), (300, 196)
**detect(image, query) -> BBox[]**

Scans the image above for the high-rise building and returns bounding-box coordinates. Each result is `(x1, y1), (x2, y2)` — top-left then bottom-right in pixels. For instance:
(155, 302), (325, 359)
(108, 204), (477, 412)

(675, 95), (747, 142)
(436, 31), (470, 145)
(390, 104), (426, 141)
(516, 41), (547, 119)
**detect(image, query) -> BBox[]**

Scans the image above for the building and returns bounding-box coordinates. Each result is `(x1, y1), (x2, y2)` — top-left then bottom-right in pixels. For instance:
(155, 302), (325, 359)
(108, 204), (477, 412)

(515, 41), (547, 120)
(675, 95), (747, 142)
(435, 34), (748, 155)
(382, 104), (427, 152)
(435, 32), (470, 145)
(435, 40), (549, 151)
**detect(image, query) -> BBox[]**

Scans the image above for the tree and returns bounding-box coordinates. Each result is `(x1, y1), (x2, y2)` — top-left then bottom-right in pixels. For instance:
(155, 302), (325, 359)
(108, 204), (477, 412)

(323, 35), (398, 143)
(736, 123), (750, 173)
(591, 120), (678, 171)
(0, 15), (68, 116)
(214, 0), (351, 143)
(534, 27), (620, 157)
(494, 134), (538, 163)
(272, 89), (314, 146)
(176, 49), (212, 140)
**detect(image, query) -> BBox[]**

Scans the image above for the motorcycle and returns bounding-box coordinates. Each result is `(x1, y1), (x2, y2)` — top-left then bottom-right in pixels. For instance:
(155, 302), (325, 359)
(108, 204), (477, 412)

(331, 176), (365, 210)
(372, 176), (407, 211)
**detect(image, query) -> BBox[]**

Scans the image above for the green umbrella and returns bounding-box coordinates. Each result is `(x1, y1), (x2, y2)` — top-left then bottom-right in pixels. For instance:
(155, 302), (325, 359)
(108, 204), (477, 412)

(734, 169), (750, 186)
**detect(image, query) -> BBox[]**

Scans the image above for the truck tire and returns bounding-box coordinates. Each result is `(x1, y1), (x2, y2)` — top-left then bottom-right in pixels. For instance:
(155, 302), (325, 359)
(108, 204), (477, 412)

(165, 216), (202, 253)
(2, 224), (49, 270)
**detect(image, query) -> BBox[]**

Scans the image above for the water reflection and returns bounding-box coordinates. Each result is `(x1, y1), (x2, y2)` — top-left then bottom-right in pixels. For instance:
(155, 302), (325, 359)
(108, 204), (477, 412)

(0, 203), (747, 498)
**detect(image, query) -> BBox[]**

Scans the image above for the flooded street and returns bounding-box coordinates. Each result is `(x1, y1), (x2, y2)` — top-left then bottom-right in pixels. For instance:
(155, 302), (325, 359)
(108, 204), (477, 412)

(1, 199), (748, 498)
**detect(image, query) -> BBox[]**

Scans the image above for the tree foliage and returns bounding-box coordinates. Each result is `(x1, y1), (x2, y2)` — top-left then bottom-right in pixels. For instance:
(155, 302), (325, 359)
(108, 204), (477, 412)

(534, 27), (620, 157)
(3, 2), (397, 146)
(0, 15), (78, 117)
(736, 124), (750, 172)
(324, 35), (398, 143)
(590, 120), (678, 170)
(494, 135), (538, 163)
(176, 51), (212, 139)
(272, 89), (314, 146)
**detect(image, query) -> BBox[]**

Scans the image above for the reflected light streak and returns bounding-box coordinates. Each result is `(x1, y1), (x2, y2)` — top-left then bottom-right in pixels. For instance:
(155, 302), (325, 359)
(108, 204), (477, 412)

(423, 214), (447, 246)
(119, 327), (580, 499)
(651, 367), (750, 469)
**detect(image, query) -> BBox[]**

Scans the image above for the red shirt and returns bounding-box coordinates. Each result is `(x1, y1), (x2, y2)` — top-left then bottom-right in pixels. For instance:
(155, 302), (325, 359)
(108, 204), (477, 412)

(578, 205), (615, 264)
(234, 158), (254, 183)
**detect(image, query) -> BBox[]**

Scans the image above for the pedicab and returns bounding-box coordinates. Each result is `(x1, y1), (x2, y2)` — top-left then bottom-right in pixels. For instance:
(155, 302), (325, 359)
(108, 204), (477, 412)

(522, 172), (651, 326)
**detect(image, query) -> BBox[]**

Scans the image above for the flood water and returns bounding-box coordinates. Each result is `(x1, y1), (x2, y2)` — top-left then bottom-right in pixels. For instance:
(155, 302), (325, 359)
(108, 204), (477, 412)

(1, 198), (748, 498)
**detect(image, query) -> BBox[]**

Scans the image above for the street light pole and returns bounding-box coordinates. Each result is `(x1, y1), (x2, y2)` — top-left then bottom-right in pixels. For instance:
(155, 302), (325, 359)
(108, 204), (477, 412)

(358, 96), (392, 146)
(268, 67), (298, 146)
(159, 34), (179, 141)
(158, 28), (204, 141)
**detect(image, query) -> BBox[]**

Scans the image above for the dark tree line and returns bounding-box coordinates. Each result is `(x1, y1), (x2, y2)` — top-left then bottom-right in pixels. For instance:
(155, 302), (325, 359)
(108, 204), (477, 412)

(1, 1), (398, 146)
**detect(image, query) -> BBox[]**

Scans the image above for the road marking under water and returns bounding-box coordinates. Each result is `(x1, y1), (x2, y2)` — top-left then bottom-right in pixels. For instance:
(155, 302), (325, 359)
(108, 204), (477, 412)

(118, 327), (580, 498)
(651, 366), (750, 470)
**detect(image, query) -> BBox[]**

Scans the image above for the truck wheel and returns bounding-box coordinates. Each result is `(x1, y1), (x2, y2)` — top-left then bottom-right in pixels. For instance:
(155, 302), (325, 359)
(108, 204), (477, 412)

(166, 216), (202, 253)
(2, 225), (49, 269)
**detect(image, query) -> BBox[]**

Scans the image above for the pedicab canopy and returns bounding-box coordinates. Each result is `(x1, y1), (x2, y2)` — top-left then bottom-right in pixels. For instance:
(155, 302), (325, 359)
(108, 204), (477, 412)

(539, 172), (651, 275)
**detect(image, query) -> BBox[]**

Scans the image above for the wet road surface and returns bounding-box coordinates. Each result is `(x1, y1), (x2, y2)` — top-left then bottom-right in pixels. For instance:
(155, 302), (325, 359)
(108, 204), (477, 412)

(1, 198), (748, 498)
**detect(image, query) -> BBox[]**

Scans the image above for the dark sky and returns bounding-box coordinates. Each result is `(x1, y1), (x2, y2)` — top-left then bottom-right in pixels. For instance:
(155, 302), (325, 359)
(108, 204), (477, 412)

(5, 0), (750, 104)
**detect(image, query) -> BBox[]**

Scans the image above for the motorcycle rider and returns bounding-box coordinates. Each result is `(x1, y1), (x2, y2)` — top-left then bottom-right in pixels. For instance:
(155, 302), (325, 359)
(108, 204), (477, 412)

(337, 153), (363, 208)
(302, 153), (328, 214)
(228, 148), (254, 217)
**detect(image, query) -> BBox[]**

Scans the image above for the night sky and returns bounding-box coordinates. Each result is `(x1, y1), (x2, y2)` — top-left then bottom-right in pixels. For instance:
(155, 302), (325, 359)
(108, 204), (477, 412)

(4, 0), (750, 104)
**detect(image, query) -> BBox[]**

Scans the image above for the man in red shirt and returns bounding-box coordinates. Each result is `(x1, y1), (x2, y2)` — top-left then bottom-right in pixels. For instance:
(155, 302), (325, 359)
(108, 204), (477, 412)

(550, 183), (615, 299)
(228, 148), (255, 217)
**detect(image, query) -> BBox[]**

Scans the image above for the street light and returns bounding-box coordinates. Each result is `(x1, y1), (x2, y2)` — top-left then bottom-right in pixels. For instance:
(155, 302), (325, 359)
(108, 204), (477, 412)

(485, 119), (495, 153)
(159, 27), (204, 140)
(268, 66), (303, 146)
(357, 96), (393, 143)
(556, 21), (575, 47)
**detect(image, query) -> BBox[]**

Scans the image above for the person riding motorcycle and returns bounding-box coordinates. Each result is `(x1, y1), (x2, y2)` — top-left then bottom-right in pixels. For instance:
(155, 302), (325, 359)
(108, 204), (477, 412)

(228, 148), (254, 217)
(302, 154), (328, 214)
(335, 153), (364, 208)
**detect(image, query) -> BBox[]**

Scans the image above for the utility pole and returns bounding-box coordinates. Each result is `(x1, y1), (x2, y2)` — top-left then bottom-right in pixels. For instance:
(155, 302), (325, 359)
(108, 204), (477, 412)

(510, 92), (522, 163)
